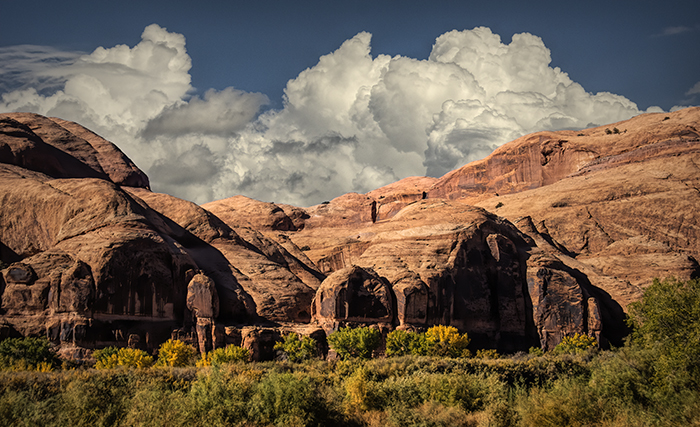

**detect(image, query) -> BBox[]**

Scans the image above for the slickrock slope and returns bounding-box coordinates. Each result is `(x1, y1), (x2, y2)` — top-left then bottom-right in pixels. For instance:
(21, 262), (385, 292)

(464, 109), (700, 307)
(0, 113), (149, 188)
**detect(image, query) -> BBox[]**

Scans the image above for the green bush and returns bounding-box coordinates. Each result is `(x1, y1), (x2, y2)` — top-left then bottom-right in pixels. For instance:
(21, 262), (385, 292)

(386, 326), (470, 358)
(274, 332), (317, 362)
(248, 371), (327, 426)
(528, 346), (544, 357)
(0, 337), (60, 371)
(386, 329), (428, 356)
(327, 326), (380, 360)
(518, 377), (601, 427)
(626, 277), (700, 387)
(185, 367), (254, 426)
(156, 339), (196, 367)
(198, 345), (250, 366)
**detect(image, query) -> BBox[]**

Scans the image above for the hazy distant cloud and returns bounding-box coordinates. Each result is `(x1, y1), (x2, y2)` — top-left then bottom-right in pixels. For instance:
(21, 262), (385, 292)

(687, 81), (700, 96)
(0, 45), (81, 95)
(653, 25), (700, 38)
(0, 24), (655, 206)
(662, 26), (693, 36)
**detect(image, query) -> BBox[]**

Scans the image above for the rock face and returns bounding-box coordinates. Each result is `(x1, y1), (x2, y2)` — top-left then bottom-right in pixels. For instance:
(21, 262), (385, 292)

(0, 113), (149, 188)
(1, 108), (698, 358)
(303, 200), (543, 351)
(313, 266), (394, 332)
(269, 108), (699, 350)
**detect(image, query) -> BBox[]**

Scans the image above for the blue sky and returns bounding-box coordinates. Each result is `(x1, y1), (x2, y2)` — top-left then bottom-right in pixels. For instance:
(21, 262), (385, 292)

(1, 0), (699, 205)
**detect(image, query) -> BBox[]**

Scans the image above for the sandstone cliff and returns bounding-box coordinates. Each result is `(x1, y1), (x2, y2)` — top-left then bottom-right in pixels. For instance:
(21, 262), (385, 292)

(1, 108), (698, 359)
(244, 107), (699, 350)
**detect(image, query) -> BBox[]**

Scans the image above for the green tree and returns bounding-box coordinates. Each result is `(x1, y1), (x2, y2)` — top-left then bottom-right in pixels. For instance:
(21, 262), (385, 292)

(627, 277), (700, 386)
(425, 325), (471, 357)
(0, 336), (60, 371)
(274, 332), (317, 362)
(155, 339), (196, 367)
(385, 329), (428, 356)
(327, 326), (381, 360)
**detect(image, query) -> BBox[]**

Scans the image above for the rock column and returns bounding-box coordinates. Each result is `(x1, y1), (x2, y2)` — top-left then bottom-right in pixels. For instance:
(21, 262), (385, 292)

(186, 273), (219, 354)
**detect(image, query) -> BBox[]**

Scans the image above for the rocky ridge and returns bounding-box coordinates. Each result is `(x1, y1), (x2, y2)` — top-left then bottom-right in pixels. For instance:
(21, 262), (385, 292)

(1, 108), (698, 359)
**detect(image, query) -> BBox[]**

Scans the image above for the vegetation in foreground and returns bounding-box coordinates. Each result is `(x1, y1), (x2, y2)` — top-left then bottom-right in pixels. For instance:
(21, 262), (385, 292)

(0, 277), (698, 426)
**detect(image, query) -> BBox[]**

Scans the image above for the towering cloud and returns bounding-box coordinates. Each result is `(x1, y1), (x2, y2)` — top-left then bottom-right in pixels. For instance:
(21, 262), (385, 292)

(0, 25), (658, 206)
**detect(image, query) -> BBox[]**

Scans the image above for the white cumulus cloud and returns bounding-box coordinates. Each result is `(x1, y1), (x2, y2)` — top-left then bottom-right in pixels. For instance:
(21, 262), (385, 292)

(0, 25), (656, 206)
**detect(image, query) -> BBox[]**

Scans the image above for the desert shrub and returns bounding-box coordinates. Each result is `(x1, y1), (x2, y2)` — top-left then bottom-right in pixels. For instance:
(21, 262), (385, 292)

(198, 344), (250, 367)
(0, 337), (60, 371)
(626, 277), (700, 388)
(94, 347), (153, 369)
(528, 346), (544, 357)
(344, 366), (382, 411)
(587, 348), (654, 411)
(425, 325), (470, 358)
(386, 401), (474, 427)
(56, 371), (135, 427)
(248, 371), (328, 426)
(518, 377), (601, 427)
(183, 367), (255, 426)
(274, 332), (317, 363)
(475, 349), (500, 359)
(328, 326), (381, 360)
(121, 383), (189, 427)
(156, 339), (196, 367)
(385, 329), (428, 356)
(553, 333), (597, 355)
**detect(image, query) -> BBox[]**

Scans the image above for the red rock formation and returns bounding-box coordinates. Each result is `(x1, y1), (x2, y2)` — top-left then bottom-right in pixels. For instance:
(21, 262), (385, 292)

(0, 113), (319, 358)
(0, 113), (149, 188)
(270, 108), (700, 350)
(2, 107), (698, 358)
(312, 265), (394, 334)
(133, 190), (323, 323)
(0, 165), (196, 349)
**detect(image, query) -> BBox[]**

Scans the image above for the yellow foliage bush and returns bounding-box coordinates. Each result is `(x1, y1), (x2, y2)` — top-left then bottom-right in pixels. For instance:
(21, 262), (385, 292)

(425, 325), (471, 357)
(554, 333), (597, 355)
(156, 339), (196, 367)
(94, 347), (153, 369)
(197, 345), (250, 367)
